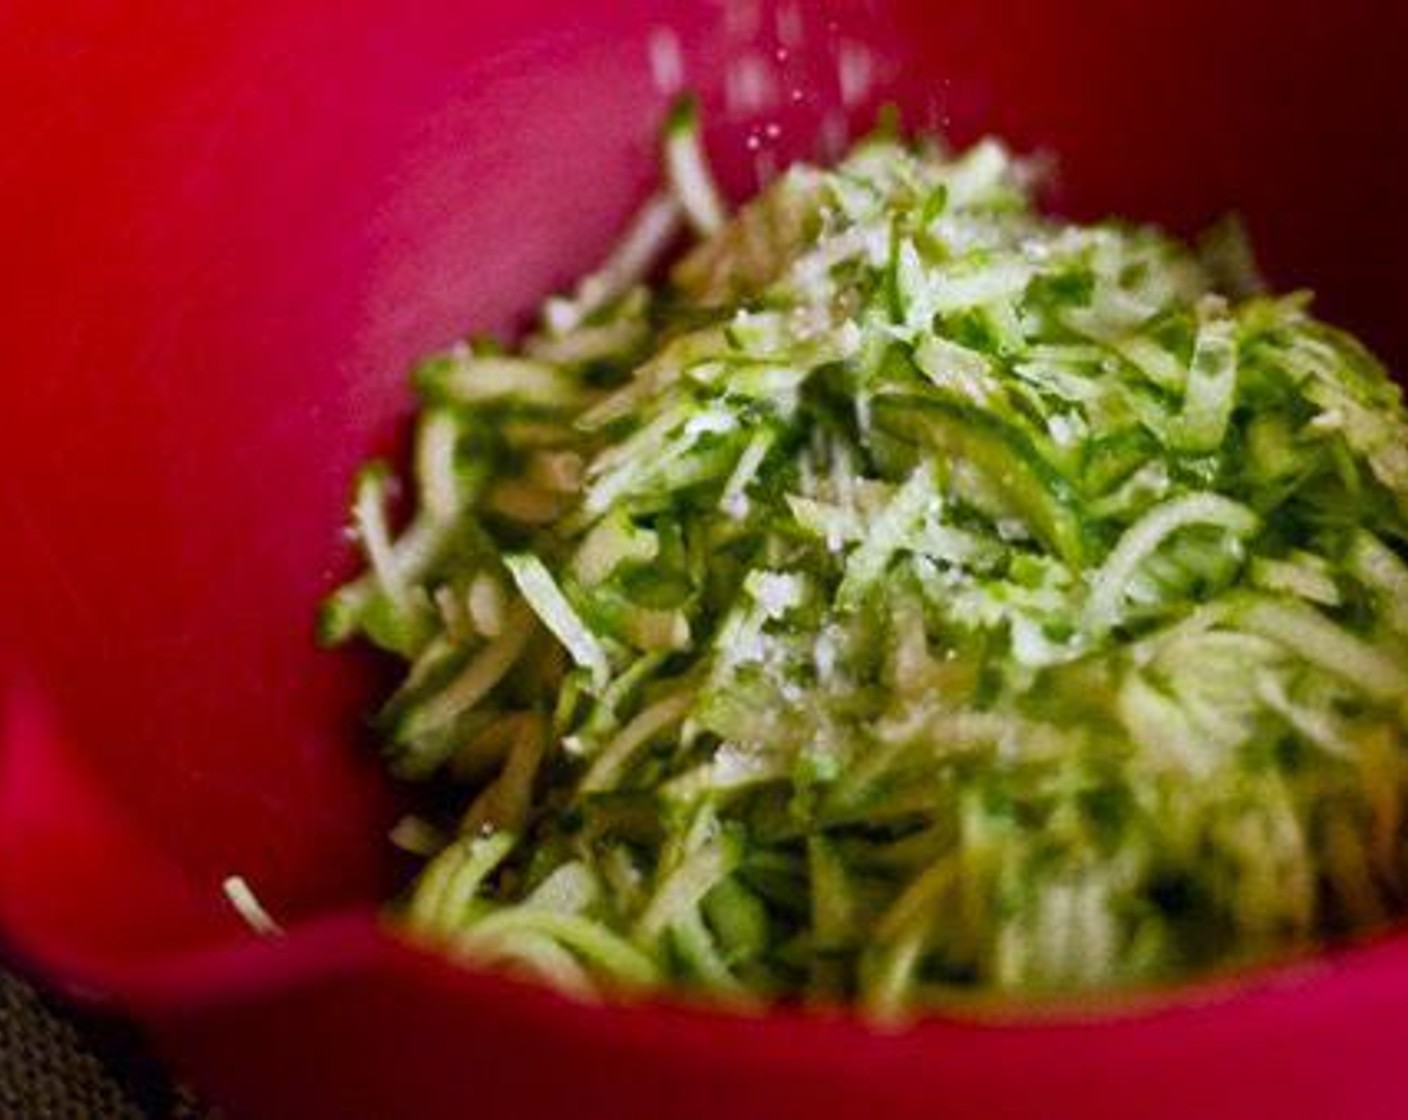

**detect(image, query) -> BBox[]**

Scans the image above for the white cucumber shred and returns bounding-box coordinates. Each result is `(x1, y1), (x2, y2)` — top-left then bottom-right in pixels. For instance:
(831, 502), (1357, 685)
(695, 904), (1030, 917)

(504, 553), (611, 691)
(222, 875), (284, 937)
(664, 95), (727, 237)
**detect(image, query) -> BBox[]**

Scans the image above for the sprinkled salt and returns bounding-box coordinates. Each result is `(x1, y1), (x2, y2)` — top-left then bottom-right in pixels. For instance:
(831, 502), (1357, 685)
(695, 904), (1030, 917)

(647, 26), (684, 94)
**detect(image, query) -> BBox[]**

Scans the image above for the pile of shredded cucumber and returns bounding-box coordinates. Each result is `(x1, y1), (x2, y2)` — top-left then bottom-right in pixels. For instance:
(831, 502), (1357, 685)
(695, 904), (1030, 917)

(322, 100), (1408, 1014)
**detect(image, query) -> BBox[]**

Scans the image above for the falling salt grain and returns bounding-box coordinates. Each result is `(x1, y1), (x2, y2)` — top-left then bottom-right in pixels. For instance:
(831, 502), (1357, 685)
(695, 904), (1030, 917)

(725, 52), (777, 115)
(776, 0), (805, 48)
(819, 110), (849, 161)
(725, 0), (762, 39)
(836, 40), (875, 108)
(647, 26), (684, 93)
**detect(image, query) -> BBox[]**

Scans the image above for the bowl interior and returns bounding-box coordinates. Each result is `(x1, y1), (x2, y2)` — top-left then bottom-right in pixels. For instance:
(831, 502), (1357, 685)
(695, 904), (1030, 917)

(4, 0), (1408, 981)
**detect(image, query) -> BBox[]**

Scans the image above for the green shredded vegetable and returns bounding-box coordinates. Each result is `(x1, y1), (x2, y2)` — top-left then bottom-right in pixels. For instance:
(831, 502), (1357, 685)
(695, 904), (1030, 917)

(322, 100), (1408, 1014)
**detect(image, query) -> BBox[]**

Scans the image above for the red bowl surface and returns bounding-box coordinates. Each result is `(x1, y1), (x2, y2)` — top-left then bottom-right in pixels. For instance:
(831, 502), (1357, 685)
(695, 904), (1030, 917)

(5, 1), (1408, 1116)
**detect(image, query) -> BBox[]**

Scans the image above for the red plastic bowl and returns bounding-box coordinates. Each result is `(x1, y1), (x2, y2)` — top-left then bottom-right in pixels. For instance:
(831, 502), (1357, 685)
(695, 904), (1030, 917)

(5, 2), (1408, 1116)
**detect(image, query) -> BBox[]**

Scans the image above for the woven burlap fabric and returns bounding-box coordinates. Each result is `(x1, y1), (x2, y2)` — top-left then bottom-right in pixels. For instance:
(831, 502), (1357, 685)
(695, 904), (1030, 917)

(0, 970), (210, 1119)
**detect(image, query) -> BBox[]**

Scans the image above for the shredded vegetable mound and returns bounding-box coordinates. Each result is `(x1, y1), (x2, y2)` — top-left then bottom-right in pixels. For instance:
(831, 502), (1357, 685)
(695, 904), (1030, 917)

(323, 102), (1408, 1014)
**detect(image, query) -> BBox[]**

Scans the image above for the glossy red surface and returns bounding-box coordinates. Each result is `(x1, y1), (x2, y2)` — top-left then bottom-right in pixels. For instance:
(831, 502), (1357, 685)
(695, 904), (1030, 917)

(4, 1), (1408, 1116)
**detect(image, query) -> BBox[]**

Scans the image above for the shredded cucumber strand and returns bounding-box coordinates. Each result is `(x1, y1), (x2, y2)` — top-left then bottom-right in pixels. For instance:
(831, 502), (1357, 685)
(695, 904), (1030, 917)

(664, 95), (726, 236)
(1086, 494), (1259, 634)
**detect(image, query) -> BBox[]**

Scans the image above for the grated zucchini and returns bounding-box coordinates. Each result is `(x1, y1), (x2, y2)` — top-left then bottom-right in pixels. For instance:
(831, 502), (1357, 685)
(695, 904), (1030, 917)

(324, 99), (1408, 1014)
